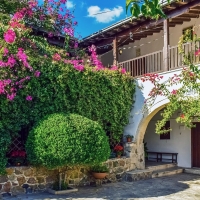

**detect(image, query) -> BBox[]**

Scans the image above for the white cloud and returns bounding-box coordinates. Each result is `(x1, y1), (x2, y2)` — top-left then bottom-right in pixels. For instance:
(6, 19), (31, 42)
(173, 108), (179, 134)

(87, 6), (123, 23)
(66, 0), (74, 9)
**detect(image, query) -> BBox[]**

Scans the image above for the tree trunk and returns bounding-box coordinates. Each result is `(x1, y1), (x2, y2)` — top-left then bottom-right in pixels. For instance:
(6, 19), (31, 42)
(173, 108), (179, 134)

(59, 169), (62, 191)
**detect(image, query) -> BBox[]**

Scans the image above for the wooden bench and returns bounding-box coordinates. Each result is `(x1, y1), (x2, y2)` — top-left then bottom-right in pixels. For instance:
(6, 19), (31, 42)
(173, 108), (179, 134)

(147, 151), (178, 163)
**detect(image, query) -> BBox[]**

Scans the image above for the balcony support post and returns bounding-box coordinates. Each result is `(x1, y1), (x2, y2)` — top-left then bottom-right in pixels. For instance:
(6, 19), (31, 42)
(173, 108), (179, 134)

(113, 37), (118, 66)
(163, 19), (169, 71)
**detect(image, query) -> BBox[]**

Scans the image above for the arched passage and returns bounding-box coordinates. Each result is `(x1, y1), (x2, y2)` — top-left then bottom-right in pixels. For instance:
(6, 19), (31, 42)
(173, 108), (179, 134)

(135, 104), (167, 146)
(132, 103), (192, 169)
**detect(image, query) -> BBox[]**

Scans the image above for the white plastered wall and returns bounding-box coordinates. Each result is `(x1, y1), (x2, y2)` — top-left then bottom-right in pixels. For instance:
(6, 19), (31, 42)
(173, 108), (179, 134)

(144, 110), (191, 168)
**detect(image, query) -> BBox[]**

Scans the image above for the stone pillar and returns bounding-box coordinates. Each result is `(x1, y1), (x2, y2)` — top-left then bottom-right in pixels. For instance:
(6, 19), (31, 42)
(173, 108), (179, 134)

(124, 142), (145, 170)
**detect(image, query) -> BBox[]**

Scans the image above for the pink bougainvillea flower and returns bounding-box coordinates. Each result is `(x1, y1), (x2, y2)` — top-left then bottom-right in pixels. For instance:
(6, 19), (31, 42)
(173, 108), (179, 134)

(7, 56), (16, 68)
(64, 28), (74, 37)
(171, 89), (177, 95)
(74, 65), (84, 71)
(52, 53), (61, 61)
(48, 32), (53, 38)
(4, 29), (16, 44)
(110, 66), (118, 71)
(195, 49), (200, 56)
(121, 68), (126, 74)
(26, 95), (32, 101)
(7, 93), (16, 101)
(74, 41), (78, 48)
(60, 0), (67, 3)
(3, 48), (9, 56)
(12, 11), (25, 21)
(34, 70), (41, 77)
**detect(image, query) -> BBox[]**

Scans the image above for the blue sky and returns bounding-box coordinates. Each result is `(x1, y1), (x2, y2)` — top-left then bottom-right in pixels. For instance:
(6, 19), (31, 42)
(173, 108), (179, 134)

(66, 0), (128, 38)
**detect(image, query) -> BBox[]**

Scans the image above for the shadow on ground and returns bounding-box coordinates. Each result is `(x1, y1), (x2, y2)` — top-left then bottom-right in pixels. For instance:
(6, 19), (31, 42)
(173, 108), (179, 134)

(3, 173), (200, 200)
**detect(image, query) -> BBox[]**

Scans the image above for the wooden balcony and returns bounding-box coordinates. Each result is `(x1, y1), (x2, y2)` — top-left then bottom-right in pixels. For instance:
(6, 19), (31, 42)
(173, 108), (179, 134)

(118, 41), (200, 77)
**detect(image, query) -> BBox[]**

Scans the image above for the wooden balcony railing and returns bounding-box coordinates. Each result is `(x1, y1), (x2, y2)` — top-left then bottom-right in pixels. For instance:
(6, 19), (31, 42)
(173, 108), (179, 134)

(118, 41), (200, 77)
(169, 41), (200, 70)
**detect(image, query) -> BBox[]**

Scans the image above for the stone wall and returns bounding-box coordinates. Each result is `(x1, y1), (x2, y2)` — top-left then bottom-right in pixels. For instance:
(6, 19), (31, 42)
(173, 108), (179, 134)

(0, 142), (143, 195)
(0, 156), (136, 195)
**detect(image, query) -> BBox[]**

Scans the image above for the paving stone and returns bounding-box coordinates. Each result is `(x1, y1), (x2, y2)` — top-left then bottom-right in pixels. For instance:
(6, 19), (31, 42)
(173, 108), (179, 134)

(1, 173), (200, 200)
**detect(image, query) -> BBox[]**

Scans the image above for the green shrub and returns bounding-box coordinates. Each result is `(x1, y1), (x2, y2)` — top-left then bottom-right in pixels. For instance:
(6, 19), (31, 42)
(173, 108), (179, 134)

(91, 164), (109, 173)
(26, 113), (111, 169)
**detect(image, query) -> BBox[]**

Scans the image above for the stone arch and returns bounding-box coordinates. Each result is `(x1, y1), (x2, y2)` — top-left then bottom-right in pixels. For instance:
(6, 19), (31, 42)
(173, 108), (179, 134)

(135, 104), (167, 146)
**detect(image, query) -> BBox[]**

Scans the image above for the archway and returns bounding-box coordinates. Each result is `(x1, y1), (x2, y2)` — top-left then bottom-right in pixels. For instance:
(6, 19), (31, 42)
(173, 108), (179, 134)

(133, 104), (192, 168)
(135, 104), (167, 146)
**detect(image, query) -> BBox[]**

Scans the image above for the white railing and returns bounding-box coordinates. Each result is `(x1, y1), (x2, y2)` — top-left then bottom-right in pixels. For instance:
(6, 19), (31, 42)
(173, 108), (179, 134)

(118, 50), (163, 77)
(169, 41), (200, 70)
(118, 41), (200, 77)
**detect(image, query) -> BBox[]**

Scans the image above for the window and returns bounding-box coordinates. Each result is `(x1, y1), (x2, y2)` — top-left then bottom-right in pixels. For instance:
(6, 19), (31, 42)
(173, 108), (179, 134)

(182, 27), (193, 42)
(160, 121), (170, 140)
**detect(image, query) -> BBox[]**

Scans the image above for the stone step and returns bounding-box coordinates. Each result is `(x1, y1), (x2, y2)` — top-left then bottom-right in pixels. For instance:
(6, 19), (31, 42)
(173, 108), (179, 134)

(184, 168), (200, 175)
(125, 169), (152, 182)
(146, 163), (177, 171)
(152, 167), (184, 178)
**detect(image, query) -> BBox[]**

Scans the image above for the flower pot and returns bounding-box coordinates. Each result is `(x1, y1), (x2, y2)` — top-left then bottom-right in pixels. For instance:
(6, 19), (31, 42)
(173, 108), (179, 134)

(92, 172), (107, 179)
(127, 137), (132, 142)
(117, 155), (121, 158)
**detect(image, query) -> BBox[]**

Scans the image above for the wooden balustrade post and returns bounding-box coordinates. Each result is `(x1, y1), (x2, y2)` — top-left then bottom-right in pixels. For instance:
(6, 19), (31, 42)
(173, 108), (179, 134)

(163, 19), (169, 71)
(113, 37), (118, 66)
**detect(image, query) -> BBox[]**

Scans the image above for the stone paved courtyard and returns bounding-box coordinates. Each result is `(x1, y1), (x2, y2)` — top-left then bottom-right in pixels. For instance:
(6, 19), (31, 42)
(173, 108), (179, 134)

(2, 173), (200, 200)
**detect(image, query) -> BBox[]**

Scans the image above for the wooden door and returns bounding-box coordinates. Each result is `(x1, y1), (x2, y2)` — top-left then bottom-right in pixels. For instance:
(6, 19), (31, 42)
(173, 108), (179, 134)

(191, 122), (200, 168)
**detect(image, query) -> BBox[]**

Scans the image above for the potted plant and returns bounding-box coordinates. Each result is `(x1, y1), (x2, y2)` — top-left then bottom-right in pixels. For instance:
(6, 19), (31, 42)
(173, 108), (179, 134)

(114, 145), (123, 158)
(91, 164), (109, 179)
(10, 150), (26, 166)
(125, 134), (134, 142)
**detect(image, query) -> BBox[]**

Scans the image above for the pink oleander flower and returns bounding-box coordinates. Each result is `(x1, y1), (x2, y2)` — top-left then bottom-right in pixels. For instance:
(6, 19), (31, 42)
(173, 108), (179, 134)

(4, 29), (16, 44)
(26, 95), (32, 101)
(53, 53), (61, 61)
(34, 70), (41, 77)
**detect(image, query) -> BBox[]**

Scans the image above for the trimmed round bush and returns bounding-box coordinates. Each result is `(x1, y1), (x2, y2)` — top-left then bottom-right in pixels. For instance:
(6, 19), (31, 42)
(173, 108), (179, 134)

(25, 113), (110, 169)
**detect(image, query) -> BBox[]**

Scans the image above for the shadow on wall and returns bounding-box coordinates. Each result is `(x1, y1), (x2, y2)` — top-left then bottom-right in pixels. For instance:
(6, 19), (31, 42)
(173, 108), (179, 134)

(124, 80), (146, 139)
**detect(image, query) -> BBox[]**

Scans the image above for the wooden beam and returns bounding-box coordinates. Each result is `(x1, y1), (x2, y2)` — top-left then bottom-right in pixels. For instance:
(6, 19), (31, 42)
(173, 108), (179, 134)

(188, 10), (200, 14)
(175, 17), (191, 21)
(175, 1), (187, 5)
(163, 19), (169, 71)
(180, 13), (199, 18)
(113, 37), (118, 66)
(164, 5), (176, 10)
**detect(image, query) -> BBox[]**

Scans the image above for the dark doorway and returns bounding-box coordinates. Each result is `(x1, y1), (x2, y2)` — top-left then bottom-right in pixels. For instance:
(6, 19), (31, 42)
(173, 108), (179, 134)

(191, 122), (200, 168)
